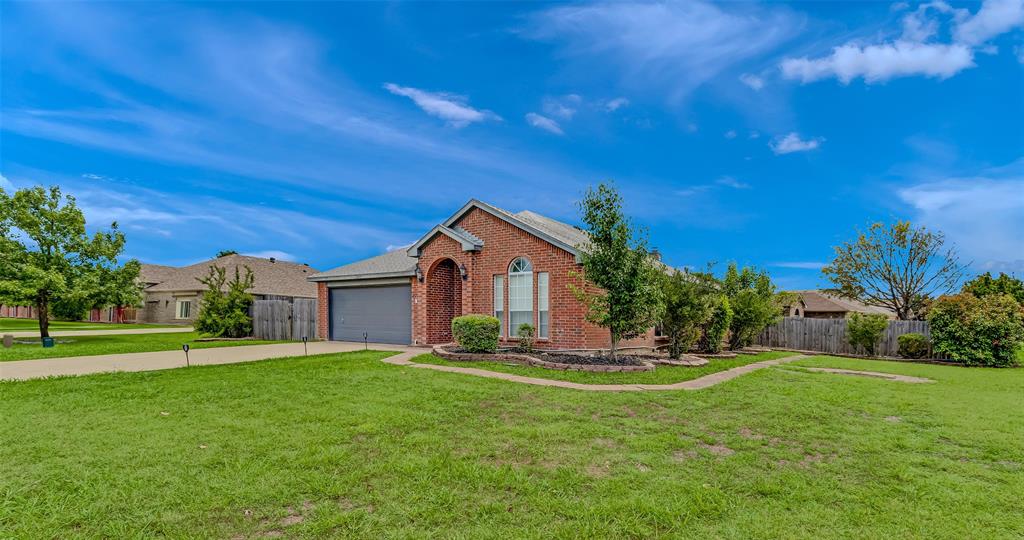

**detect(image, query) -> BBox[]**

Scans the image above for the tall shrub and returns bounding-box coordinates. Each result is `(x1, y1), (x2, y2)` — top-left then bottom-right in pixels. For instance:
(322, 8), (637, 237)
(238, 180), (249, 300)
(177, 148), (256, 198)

(722, 264), (784, 350)
(928, 293), (1024, 367)
(451, 315), (500, 353)
(660, 270), (716, 359)
(846, 313), (889, 355)
(194, 265), (255, 338)
(698, 295), (732, 353)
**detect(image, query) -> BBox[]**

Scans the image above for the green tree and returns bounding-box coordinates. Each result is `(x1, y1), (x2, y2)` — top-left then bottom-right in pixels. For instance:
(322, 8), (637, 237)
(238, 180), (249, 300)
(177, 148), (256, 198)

(721, 263), (787, 350)
(570, 183), (663, 359)
(193, 265), (256, 338)
(660, 269), (717, 358)
(215, 249), (238, 258)
(928, 293), (1024, 367)
(697, 295), (732, 353)
(823, 221), (964, 320)
(846, 312), (889, 355)
(961, 272), (1024, 304)
(0, 186), (138, 338)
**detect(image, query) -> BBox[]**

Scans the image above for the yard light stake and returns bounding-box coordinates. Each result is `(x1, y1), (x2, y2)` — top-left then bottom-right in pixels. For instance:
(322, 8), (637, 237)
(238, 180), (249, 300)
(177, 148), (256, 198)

(182, 344), (190, 367)
(363, 332), (368, 350)
(302, 336), (308, 356)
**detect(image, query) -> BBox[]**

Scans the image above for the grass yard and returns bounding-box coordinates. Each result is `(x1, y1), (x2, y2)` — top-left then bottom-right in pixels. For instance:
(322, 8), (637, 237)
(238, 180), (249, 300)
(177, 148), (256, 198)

(414, 350), (797, 384)
(0, 317), (179, 332)
(2, 350), (1022, 538)
(0, 332), (288, 362)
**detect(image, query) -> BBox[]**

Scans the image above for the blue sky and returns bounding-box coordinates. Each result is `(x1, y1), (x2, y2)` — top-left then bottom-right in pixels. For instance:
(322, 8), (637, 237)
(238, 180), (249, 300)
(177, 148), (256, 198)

(2, 1), (1022, 289)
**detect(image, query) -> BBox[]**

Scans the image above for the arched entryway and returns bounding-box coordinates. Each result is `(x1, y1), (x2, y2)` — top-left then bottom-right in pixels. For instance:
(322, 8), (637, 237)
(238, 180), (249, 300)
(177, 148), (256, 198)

(426, 258), (463, 344)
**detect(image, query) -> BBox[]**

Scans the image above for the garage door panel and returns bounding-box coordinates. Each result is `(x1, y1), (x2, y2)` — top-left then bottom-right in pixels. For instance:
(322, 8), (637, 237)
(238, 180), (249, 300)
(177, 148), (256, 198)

(329, 285), (411, 344)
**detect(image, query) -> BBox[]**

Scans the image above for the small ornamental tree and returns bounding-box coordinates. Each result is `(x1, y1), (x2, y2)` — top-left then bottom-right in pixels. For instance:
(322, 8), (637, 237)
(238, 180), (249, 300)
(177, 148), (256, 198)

(0, 185), (139, 338)
(823, 221), (964, 320)
(722, 263), (787, 350)
(516, 323), (535, 353)
(193, 265), (256, 338)
(846, 312), (889, 355)
(570, 183), (663, 359)
(928, 293), (1024, 367)
(660, 269), (717, 359)
(698, 295), (732, 354)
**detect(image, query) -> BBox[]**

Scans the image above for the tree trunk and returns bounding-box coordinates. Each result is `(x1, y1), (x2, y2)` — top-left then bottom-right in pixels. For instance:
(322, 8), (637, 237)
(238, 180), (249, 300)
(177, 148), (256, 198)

(608, 330), (618, 359)
(37, 293), (50, 339)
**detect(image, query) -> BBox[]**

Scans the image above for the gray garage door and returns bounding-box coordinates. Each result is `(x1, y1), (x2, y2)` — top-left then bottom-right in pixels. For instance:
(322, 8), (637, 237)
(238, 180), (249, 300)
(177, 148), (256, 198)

(329, 285), (411, 344)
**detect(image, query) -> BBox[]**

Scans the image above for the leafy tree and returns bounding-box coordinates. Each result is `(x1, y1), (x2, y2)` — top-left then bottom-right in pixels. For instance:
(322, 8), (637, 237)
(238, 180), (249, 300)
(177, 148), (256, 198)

(962, 272), (1024, 304)
(928, 293), (1024, 367)
(721, 263), (787, 350)
(823, 221), (964, 320)
(660, 269), (717, 358)
(570, 183), (663, 359)
(697, 295), (732, 353)
(0, 186), (138, 338)
(846, 312), (889, 355)
(193, 265), (255, 338)
(215, 249), (238, 258)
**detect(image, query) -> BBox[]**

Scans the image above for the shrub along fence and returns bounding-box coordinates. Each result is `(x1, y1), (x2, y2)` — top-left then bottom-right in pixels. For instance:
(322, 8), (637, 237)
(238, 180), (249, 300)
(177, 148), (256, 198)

(252, 298), (318, 341)
(756, 317), (946, 358)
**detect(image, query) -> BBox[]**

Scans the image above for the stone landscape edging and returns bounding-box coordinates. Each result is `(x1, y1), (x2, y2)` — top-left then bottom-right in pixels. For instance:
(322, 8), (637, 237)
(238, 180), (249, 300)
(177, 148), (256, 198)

(432, 346), (656, 373)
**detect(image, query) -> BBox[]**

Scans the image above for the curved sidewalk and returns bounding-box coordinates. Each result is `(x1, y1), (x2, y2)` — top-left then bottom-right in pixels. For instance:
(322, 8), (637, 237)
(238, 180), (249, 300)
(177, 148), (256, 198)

(382, 352), (811, 391)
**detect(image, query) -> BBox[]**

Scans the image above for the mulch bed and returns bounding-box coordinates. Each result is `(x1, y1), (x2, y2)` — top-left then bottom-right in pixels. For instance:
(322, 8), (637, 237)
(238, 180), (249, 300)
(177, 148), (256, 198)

(536, 352), (646, 367)
(433, 346), (656, 373)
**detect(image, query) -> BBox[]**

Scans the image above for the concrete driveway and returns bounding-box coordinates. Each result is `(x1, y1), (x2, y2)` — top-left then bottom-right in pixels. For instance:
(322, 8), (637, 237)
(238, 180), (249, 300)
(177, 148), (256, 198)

(0, 341), (416, 381)
(3, 327), (195, 339)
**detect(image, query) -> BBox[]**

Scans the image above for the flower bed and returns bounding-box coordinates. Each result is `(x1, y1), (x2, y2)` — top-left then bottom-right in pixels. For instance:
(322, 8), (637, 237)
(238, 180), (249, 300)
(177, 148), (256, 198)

(432, 346), (656, 373)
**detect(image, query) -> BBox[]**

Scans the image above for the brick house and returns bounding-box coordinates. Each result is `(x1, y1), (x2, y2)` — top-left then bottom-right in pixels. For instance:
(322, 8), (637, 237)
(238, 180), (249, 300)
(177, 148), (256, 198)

(309, 199), (656, 350)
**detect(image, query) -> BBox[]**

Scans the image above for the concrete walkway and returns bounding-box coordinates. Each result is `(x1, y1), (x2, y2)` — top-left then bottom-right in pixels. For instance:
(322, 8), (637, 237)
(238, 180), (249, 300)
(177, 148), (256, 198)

(1, 341), (414, 381)
(802, 367), (935, 383)
(383, 353), (812, 392)
(3, 326), (194, 339)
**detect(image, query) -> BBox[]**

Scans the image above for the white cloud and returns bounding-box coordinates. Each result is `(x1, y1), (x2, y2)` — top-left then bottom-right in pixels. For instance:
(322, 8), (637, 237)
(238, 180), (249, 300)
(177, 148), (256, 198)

(898, 161), (1024, 272)
(605, 97), (630, 111)
(749, 131), (761, 139)
(715, 176), (750, 189)
(901, 1), (954, 42)
(525, 112), (564, 135)
(0, 174), (13, 192)
(243, 250), (295, 261)
(739, 73), (765, 90)
(541, 94), (580, 120)
(522, 1), (801, 102)
(770, 132), (824, 154)
(770, 261), (827, 270)
(384, 83), (500, 128)
(724, 130), (738, 139)
(781, 41), (974, 84)
(954, 0), (1024, 46)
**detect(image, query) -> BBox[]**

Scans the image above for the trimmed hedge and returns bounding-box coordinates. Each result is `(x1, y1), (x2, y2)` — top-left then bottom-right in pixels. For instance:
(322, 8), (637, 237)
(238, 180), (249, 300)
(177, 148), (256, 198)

(897, 333), (930, 359)
(451, 315), (500, 353)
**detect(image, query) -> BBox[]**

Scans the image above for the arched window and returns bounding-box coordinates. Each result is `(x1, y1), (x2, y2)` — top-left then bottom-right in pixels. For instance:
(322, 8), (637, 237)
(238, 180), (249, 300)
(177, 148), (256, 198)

(508, 257), (533, 335)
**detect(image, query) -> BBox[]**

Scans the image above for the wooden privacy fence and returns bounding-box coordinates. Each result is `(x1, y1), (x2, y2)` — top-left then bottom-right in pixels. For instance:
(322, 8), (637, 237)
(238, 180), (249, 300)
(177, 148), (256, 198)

(252, 298), (318, 341)
(756, 317), (945, 358)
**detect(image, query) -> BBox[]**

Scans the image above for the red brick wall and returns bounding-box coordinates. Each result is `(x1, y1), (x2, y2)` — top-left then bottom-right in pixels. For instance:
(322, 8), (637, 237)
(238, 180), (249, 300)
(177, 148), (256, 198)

(317, 282), (328, 339)
(409, 207), (655, 350)
(426, 258), (462, 343)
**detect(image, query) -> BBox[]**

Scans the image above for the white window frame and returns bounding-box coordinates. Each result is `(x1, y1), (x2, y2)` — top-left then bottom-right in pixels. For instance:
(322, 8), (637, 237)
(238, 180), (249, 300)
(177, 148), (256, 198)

(175, 300), (192, 320)
(493, 275), (505, 337)
(508, 257), (533, 336)
(537, 272), (549, 339)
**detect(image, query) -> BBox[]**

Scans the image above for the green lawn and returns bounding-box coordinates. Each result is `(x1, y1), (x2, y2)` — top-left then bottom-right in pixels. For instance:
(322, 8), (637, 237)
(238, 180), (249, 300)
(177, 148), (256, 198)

(414, 350), (797, 384)
(2, 351), (1021, 538)
(0, 332), (288, 362)
(0, 317), (179, 332)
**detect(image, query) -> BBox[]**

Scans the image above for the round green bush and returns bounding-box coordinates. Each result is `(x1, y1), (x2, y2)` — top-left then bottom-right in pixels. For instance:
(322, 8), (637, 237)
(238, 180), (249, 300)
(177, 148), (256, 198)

(928, 293), (1024, 367)
(897, 333), (930, 359)
(451, 314), (500, 353)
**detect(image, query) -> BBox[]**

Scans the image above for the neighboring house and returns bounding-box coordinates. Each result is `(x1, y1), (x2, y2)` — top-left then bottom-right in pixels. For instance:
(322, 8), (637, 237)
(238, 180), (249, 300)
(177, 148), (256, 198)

(309, 199), (656, 350)
(138, 255), (319, 324)
(786, 290), (896, 319)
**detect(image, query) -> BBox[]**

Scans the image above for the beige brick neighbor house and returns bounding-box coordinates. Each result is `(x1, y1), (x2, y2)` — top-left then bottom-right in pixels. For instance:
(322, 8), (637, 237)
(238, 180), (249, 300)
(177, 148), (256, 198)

(138, 255), (318, 324)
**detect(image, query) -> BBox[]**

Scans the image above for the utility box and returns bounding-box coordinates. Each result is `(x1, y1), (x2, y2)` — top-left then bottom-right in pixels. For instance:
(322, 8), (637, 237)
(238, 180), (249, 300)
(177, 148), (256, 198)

(42, 337), (55, 348)
(2, 334), (12, 348)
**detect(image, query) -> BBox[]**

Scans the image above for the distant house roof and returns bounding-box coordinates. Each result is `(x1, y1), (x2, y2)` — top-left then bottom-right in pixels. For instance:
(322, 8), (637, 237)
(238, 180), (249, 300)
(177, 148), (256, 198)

(792, 290), (895, 317)
(312, 199), (588, 282)
(145, 255), (319, 298)
(138, 264), (177, 285)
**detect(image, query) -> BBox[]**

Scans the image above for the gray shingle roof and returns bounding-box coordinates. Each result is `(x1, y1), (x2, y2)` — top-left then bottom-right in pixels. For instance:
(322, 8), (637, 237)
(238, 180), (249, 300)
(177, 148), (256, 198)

(308, 249), (418, 282)
(793, 290), (895, 317)
(146, 255), (319, 298)
(138, 263), (177, 285)
(312, 200), (590, 283)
